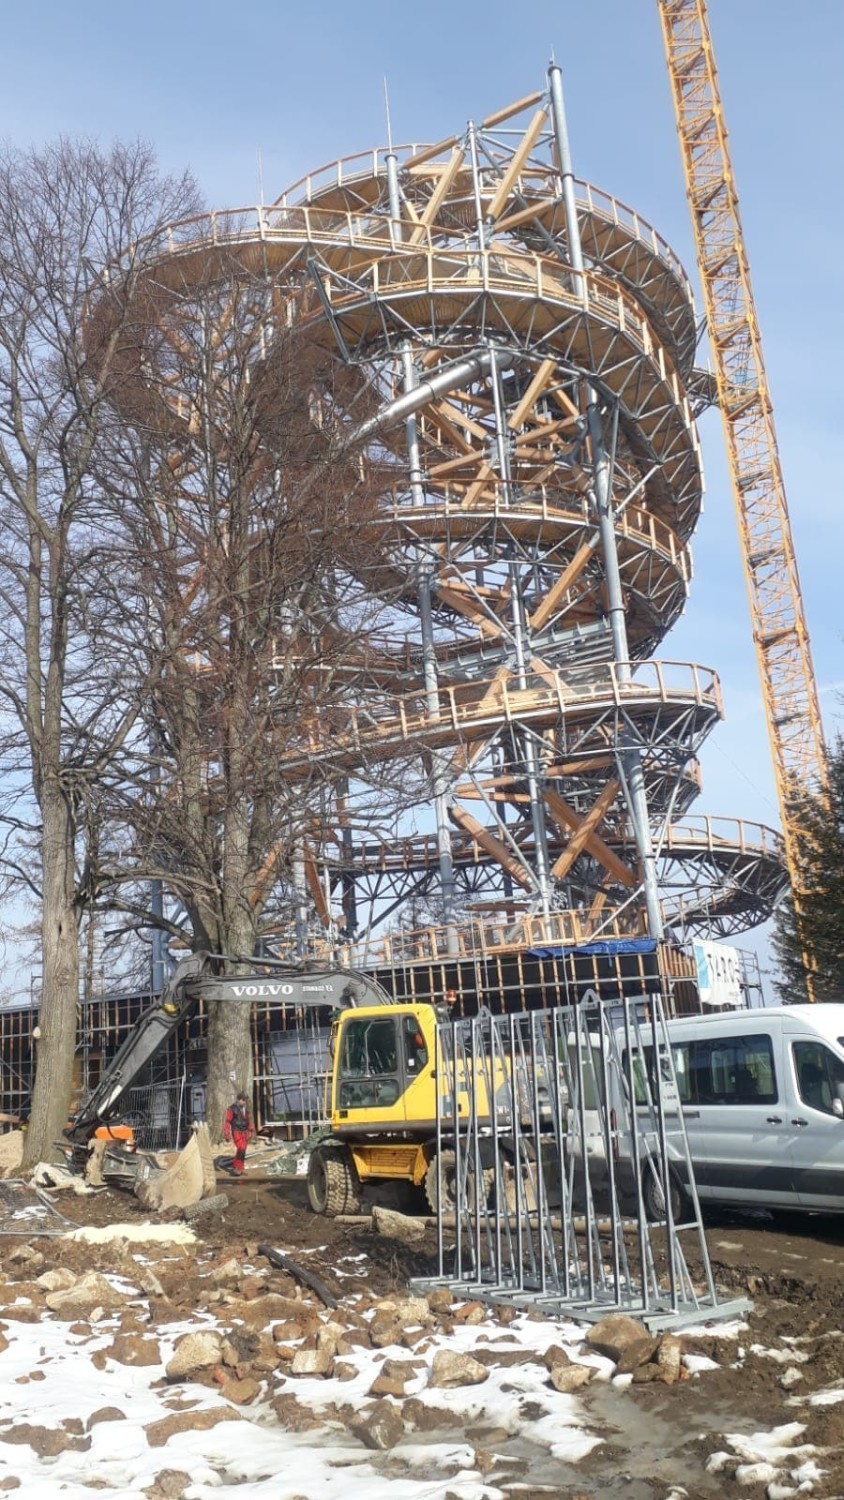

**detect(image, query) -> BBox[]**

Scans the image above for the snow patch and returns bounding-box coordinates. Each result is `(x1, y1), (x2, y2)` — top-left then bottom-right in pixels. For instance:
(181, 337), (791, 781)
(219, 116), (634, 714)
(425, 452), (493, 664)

(683, 1354), (719, 1374)
(67, 1221), (196, 1245)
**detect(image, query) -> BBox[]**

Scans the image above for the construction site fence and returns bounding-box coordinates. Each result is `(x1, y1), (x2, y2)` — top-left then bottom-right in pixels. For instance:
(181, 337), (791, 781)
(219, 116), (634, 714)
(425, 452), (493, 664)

(411, 993), (751, 1329)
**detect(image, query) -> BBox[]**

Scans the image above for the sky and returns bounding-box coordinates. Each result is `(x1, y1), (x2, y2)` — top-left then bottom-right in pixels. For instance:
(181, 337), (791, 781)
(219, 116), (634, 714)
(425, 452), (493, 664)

(2, 0), (842, 993)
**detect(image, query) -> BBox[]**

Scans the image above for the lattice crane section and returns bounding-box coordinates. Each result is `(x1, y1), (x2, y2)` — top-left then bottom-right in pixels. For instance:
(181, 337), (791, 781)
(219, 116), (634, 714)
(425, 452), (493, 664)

(657, 0), (826, 897)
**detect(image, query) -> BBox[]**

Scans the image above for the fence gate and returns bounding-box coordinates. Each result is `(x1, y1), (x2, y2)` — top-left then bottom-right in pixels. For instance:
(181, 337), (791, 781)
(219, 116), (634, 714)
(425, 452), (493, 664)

(414, 994), (749, 1330)
(122, 1076), (187, 1153)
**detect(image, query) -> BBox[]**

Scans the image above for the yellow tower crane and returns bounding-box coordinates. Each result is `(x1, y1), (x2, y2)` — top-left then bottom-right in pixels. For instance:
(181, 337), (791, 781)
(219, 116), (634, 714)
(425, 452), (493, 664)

(657, 0), (827, 989)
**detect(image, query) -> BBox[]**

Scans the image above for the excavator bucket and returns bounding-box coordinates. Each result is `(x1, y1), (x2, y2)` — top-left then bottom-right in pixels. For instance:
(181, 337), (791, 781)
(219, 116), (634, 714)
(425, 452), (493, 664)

(132, 1126), (217, 1212)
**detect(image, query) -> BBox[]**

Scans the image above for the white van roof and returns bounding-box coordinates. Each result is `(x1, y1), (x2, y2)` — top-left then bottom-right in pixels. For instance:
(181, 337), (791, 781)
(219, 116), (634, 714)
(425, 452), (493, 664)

(666, 1005), (844, 1041)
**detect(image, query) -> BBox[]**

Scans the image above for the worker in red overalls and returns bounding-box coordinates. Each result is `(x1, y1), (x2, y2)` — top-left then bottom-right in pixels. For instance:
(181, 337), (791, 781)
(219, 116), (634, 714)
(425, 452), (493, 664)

(223, 1091), (255, 1175)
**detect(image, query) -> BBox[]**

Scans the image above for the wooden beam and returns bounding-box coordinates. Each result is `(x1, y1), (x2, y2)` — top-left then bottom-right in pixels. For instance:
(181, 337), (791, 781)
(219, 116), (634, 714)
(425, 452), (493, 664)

(435, 583), (505, 639)
(550, 386), (581, 422)
(528, 537), (599, 631)
(487, 108), (548, 221)
(449, 804), (534, 891)
(545, 784), (637, 887)
(404, 135), (459, 170)
(494, 201), (552, 234)
(433, 398), (488, 442)
(546, 754), (615, 776)
(587, 886), (610, 922)
(480, 91), (543, 129)
(437, 572), (506, 601)
(419, 404), (474, 455)
(304, 855), (331, 926)
(456, 784), (531, 803)
(407, 147), (466, 245)
(428, 452), (483, 479)
(528, 654), (562, 690)
(249, 838), (284, 910)
(462, 461), (496, 509)
(512, 416), (578, 448)
(548, 781), (620, 881)
(508, 357), (556, 430)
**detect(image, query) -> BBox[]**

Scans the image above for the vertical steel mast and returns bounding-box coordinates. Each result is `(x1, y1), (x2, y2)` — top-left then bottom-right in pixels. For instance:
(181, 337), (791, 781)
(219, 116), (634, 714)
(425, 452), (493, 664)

(548, 62), (664, 941)
(657, 2), (826, 938)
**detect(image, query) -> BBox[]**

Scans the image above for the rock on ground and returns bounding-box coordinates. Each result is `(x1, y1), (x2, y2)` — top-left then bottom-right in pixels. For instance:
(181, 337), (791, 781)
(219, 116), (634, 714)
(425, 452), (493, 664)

(371, 1206), (427, 1246)
(45, 1272), (127, 1318)
(429, 1350), (490, 1388)
(349, 1400), (405, 1451)
(165, 1330), (224, 1380)
(0, 1130), (23, 1179)
(584, 1313), (657, 1372)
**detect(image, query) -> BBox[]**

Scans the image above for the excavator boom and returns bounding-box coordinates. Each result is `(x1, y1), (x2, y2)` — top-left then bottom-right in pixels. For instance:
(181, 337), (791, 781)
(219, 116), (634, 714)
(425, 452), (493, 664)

(66, 955), (392, 1147)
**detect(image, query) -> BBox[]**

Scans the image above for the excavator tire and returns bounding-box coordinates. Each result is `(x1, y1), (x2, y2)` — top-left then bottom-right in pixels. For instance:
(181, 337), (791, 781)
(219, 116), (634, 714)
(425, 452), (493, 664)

(306, 1146), (362, 1217)
(424, 1149), (493, 1215)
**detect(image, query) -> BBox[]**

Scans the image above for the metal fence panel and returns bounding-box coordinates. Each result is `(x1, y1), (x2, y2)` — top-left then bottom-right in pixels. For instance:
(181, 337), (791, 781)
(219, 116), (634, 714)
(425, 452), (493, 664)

(416, 992), (749, 1330)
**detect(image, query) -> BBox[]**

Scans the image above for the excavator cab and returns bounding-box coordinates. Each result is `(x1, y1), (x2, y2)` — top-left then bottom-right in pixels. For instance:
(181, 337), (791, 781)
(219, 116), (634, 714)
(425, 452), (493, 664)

(306, 1004), (441, 1215)
(331, 1006), (435, 1126)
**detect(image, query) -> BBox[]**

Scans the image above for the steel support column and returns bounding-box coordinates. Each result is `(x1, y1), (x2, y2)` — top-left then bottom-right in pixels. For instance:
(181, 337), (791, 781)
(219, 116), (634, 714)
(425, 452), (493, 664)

(548, 61), (664, 941)
(387, 150), (459, 952)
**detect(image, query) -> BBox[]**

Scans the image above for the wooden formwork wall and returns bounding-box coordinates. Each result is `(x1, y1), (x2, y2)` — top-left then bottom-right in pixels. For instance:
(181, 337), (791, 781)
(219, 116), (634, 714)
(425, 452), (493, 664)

(0, 944), (700, 1123)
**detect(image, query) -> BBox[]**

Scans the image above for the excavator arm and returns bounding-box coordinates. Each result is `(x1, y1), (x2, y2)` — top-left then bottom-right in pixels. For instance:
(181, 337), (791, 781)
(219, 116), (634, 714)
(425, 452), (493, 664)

(65, 954), (392, 1148)
(65, 952), (211, 1146)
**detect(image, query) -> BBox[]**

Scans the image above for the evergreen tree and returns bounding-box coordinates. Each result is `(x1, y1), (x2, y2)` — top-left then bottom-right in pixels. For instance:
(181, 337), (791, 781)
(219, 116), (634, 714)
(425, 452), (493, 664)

(773, 738), (844, 1002)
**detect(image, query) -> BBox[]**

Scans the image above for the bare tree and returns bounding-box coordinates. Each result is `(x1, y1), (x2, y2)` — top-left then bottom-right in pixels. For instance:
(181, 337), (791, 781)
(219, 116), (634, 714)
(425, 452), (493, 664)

(0, 140), (200, 1163)
(88, 250), (409, 1136)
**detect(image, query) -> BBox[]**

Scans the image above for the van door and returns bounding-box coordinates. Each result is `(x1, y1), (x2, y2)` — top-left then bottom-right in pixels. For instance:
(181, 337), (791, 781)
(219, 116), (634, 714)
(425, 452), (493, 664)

(685, 1028), (795, 1206)
(785, 1037), (844, 1211)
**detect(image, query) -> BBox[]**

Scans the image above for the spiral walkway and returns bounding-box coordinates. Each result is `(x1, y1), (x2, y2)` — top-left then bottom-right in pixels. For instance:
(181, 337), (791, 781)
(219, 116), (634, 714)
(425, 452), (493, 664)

(102, 75), (786, 959)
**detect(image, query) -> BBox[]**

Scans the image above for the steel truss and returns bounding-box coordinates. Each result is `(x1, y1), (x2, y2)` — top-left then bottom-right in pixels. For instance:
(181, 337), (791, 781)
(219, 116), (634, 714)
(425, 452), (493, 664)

(102, 66), (786, 960)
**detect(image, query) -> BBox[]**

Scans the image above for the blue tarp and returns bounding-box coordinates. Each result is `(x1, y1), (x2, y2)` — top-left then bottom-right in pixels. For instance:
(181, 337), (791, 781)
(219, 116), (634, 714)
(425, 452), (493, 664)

(528, 938), (658, 959)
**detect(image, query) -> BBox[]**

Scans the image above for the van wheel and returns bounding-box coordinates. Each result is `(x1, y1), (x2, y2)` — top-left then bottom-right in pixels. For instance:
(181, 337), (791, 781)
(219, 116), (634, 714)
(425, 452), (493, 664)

(424, 1150), (493, 1214)
(307, 1147), (361, 1216)
(642, 1162), (685, 1224)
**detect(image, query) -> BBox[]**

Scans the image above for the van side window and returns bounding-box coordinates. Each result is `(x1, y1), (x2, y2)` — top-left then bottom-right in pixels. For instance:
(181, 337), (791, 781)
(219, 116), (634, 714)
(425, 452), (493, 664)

(622, 1045), (690, 1105)
(690, 1034), (777, 1106)
(672, 1043), (692, 1104)
(793, 1042), (844, 1116)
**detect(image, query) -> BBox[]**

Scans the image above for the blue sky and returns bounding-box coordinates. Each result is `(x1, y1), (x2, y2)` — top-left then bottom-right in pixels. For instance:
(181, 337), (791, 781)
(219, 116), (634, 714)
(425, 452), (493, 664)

(3, 0), (842, 989)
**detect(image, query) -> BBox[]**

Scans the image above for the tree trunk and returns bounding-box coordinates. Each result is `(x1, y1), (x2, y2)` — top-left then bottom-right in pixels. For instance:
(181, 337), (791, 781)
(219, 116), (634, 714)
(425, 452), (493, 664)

(22, 788), (80, 1166)
(204, 894), (258, 1144)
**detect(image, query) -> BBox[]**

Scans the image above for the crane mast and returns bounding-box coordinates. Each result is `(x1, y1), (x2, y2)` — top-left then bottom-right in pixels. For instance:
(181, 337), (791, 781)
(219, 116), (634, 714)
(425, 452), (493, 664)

(656, 0), (826, 934)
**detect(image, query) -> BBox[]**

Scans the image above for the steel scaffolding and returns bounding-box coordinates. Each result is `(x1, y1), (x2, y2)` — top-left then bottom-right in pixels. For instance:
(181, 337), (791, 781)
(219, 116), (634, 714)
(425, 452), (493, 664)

(98, 64), (786, 971)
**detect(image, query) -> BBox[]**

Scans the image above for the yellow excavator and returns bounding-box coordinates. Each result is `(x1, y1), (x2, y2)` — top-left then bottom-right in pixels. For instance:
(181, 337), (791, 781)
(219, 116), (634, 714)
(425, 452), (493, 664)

(305, 999), (509, 1216)
(65, 953), (504, 1211)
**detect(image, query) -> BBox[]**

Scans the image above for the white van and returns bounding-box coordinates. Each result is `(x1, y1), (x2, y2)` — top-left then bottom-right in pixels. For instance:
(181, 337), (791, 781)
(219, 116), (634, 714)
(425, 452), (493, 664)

(630, 1005), (844, 1217)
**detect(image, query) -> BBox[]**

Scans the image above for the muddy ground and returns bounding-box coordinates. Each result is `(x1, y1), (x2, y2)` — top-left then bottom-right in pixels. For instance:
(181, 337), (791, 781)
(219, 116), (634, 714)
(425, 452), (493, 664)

(18, 1178), (844, 1498)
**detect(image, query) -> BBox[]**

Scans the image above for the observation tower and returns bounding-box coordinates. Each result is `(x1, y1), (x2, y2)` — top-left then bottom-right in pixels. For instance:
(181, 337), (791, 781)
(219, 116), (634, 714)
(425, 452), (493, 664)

(118, 68), (786, 1001)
